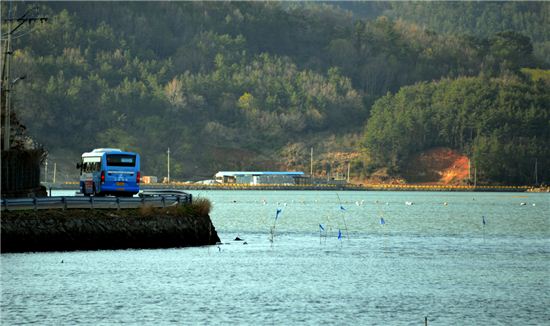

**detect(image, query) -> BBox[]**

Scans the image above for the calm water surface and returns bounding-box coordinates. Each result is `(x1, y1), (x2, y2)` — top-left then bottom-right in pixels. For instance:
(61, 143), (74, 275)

(2, 190), (549, 324)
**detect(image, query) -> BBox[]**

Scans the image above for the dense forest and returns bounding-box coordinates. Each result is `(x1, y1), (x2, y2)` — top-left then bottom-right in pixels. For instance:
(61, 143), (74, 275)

(364, 75), (549, 184)
(3, 1), (549, 184)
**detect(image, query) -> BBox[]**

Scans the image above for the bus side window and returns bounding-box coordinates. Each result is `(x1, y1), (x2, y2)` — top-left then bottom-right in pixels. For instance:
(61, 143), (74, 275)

(84, 162), (92, 173)
(81, 162), (100, 173)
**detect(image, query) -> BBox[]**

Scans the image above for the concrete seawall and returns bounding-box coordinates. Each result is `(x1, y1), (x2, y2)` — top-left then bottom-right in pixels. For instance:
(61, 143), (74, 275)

(1, 207), (220, 253)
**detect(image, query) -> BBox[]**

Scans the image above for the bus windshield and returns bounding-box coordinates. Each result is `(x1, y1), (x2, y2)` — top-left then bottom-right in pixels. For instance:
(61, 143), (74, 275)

(106, 154), (136, 167)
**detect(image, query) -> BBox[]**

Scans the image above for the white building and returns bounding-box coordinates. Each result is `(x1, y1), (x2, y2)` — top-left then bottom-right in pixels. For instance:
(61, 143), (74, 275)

(214, 171), (305, 185)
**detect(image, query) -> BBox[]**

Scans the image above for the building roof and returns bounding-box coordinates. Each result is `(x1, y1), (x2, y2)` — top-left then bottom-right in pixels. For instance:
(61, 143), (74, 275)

(215, 171), (304, 177)
(92, 148), (122, 153)
(82, 148), (136, 158)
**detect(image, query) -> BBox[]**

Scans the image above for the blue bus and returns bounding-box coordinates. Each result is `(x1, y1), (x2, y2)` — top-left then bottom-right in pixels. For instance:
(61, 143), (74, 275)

(77, 148), (140, 197)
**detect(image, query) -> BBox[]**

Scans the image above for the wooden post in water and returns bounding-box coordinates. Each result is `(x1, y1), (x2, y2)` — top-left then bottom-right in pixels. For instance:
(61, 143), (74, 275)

(425, 316), (428, 326)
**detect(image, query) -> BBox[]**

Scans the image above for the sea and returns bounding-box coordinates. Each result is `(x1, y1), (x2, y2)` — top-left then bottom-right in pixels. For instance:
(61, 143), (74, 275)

(1, 190), (549, 325)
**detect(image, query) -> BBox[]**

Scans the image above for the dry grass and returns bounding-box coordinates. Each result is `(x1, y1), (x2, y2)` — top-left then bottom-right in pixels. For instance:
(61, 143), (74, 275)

(138, 204), (156, 217)
(137, 197), (211, 217)
(190, 197), (212, 216)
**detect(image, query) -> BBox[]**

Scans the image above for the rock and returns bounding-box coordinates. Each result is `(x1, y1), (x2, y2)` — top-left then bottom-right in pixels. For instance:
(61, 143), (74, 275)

(1, 208), (220, 253)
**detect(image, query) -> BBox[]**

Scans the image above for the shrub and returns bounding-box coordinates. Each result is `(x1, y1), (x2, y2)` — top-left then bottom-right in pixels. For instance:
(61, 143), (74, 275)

(190, 197), (212, 216)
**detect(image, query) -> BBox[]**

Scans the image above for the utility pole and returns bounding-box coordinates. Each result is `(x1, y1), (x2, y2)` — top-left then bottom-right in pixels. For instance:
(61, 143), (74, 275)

(2, 6), (13, 150)
(468, 158), (471, 182)
(167, 147), (170, 183)
(44, 160), (48, 183)
(1, 5), (47, 150)
(534, 158), (538, 185)
(310, 147), (313, 177)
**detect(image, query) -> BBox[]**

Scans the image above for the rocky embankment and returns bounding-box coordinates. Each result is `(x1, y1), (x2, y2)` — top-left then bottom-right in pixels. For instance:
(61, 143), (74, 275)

(1, 205), (220, 253)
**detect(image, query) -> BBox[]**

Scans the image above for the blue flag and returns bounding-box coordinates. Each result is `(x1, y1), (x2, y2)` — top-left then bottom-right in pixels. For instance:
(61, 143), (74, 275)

(338, 229), (342, 240)
(340, 205), (346, 211)
(275, 208), (282, 220)
(482, 216), (486, 225)
(319, 224), (325, 232)
(380, 217), (385, 225)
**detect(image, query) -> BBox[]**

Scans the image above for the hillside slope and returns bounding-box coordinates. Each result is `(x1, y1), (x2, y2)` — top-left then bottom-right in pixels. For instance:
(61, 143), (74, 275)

(3, 2), (548, 184)
(402, 148), (469, 185)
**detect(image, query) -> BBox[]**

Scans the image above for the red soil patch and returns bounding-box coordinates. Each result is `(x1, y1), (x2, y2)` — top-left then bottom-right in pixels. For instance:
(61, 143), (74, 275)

(402, 147), (470, 185)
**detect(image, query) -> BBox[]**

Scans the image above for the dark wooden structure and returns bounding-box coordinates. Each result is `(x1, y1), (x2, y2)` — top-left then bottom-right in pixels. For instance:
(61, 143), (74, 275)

(1, 149), (46, 198)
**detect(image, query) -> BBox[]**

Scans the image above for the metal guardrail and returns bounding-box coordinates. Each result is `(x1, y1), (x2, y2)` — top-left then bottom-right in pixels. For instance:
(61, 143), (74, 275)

(1, 191), (192, 211)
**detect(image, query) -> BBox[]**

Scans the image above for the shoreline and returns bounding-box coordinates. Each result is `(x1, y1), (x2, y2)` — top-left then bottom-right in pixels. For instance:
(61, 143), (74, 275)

(1, 207), (220, 253)
(51, 183), (545, 192)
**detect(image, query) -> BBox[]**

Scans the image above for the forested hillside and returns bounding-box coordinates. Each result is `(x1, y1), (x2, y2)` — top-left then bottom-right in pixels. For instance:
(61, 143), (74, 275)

(3, 1), (549, 184)
(383, 2), (550, 66)
(364, 75), (549, 184)
(340, 2), (549, 66)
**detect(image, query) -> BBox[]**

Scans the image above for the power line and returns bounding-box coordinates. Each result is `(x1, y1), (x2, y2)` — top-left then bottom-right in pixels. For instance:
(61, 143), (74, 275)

(1, 4), (48, 150)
